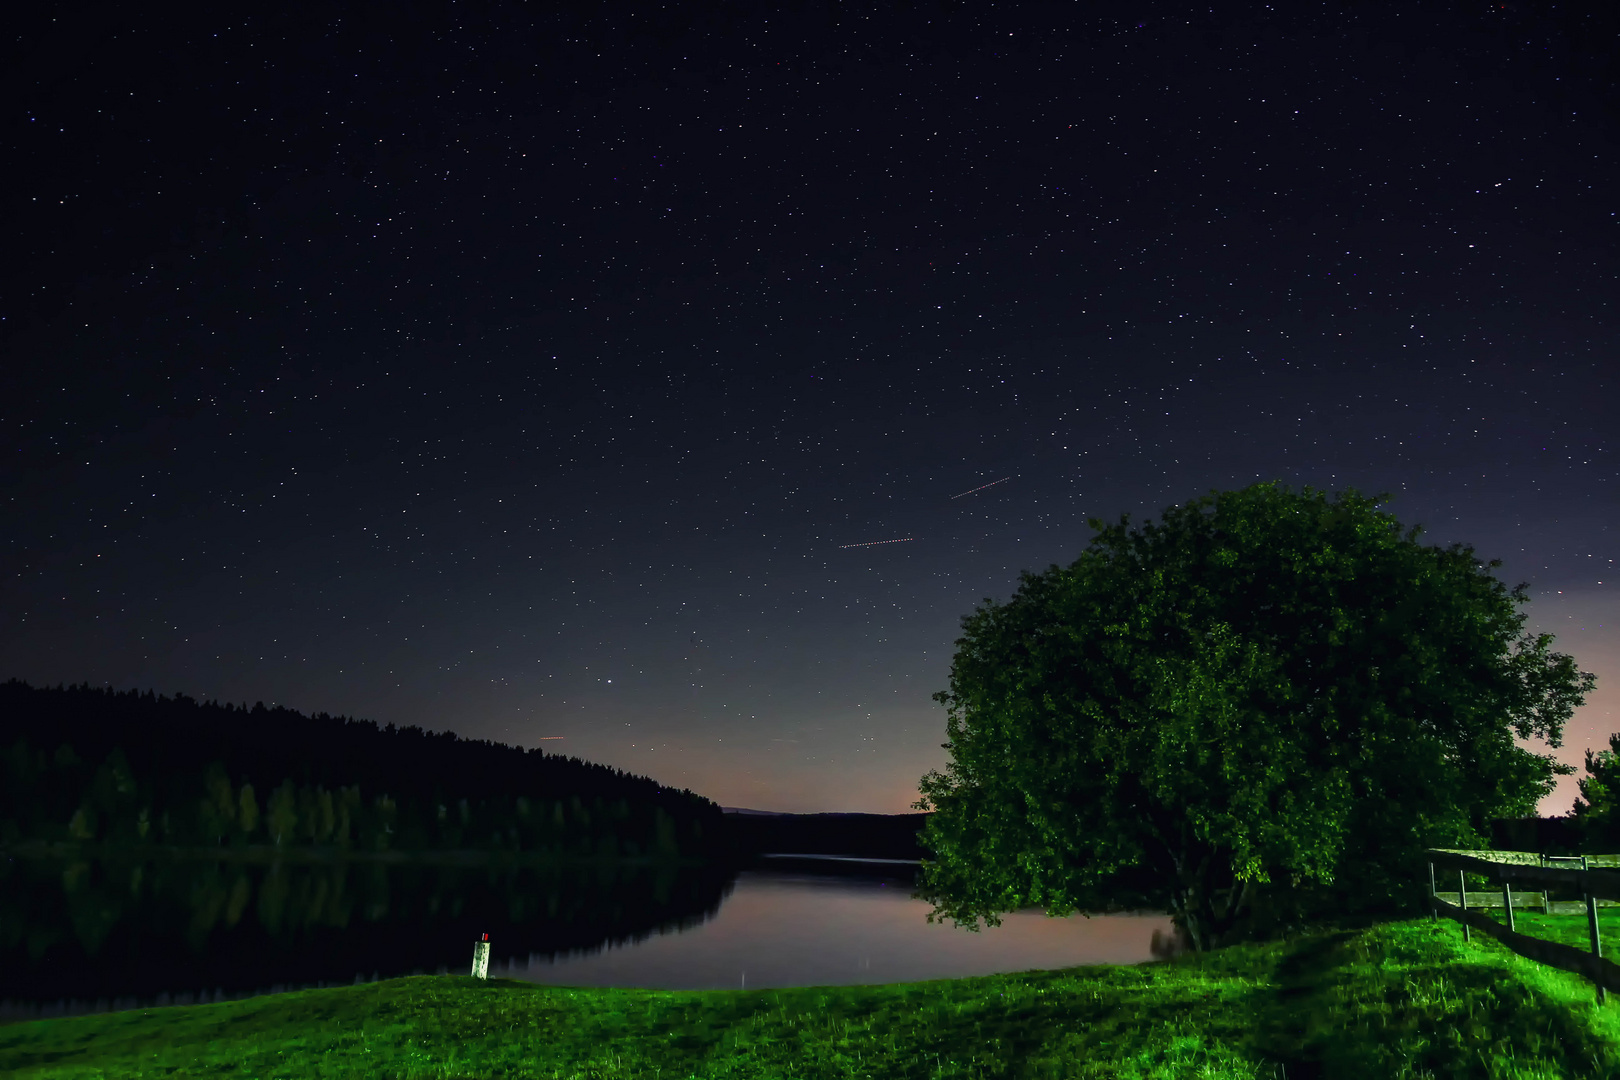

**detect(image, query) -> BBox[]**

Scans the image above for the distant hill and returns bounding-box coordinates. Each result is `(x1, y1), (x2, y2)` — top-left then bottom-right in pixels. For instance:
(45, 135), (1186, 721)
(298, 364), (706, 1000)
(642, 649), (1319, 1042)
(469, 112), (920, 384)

(0, 680), (725, 860)
(722, 809), (931, 861)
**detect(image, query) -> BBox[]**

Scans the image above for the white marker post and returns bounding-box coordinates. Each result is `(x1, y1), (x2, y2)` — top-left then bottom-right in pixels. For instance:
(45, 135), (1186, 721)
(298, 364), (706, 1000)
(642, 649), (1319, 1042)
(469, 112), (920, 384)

(471, 933), (490, 979)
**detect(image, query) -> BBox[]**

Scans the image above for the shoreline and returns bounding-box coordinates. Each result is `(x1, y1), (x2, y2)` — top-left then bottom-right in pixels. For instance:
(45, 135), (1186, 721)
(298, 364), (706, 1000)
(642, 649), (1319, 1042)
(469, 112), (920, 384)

(4, 921), (1616, 1077)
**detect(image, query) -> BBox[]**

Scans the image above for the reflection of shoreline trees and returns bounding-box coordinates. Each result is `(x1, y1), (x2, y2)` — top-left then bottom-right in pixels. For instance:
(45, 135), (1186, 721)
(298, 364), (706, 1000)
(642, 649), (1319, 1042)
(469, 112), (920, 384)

(2, 681), (727, 860)
(0, 853), (736, 1003)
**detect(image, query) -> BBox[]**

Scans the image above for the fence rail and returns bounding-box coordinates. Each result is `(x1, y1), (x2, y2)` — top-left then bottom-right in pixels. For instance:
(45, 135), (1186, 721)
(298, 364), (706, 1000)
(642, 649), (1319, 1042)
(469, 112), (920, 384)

(1430, 894), (1620, 994)
(1427, 849), (1620, 869)
(1425, 848), (1617, 1001)
(1428, 849), (1620, 902)
(1431, 891), (1620, 912)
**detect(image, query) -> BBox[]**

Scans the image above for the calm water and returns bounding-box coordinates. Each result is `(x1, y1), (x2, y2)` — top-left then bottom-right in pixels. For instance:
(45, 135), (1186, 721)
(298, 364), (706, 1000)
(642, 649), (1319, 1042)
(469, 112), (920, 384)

(0, 852), (1171, 1019)
(504, 862), (1174, 990)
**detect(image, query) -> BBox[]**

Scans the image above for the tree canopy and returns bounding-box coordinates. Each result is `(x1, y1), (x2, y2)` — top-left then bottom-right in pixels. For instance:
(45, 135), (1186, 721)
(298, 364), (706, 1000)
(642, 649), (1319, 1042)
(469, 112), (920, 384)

(1572, 734), (1620, 848)
(915, 483), (1595, 949)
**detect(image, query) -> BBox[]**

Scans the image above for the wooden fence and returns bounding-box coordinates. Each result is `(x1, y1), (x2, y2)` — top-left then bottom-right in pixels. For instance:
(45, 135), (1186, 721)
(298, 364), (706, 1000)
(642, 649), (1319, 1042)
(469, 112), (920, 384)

(1426, 849), (1620, 1001)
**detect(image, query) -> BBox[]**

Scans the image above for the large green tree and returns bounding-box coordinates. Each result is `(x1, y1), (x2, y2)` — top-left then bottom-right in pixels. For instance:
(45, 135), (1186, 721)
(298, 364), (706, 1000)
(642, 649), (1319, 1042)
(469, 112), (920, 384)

(915, 483), (1595, 950)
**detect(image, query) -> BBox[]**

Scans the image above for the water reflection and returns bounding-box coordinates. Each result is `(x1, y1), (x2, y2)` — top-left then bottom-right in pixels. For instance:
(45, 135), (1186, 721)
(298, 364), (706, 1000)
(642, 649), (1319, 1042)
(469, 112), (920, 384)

(1, 854), (1174, 1016)
(0, 853), (732, 1012)
(505, 865), (1175, 990)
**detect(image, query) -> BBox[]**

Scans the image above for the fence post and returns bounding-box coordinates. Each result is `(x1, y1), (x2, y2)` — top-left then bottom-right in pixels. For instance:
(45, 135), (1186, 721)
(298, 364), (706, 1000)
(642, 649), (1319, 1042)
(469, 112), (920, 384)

(1459, 870), (1470, 943)
(1585, 858), (1606, 1005)
(1542, 855), (1552, 915)
(1429, 861), (1438, 922)
(1503, 875), (1516, 933)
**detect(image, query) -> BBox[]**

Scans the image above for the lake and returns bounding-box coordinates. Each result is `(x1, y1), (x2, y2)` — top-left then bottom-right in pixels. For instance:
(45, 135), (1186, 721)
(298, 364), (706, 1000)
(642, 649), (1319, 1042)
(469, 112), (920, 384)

(0, 852), (1173, 1019)
(505, 858), (1174, 990)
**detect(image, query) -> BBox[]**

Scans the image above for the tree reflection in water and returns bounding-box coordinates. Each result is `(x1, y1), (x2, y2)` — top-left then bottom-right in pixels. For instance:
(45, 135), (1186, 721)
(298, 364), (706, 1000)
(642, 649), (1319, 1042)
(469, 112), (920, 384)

(0, 853), (735, 1009)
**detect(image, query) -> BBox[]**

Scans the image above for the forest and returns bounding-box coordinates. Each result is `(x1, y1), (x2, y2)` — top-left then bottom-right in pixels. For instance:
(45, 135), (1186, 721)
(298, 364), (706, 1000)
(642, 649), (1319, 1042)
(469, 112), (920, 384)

(0, 681), (727, 860)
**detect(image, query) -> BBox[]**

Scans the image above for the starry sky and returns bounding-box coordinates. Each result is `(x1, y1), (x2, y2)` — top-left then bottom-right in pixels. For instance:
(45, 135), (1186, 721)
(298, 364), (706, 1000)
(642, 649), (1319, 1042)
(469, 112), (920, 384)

(4, 1), (1616, 814)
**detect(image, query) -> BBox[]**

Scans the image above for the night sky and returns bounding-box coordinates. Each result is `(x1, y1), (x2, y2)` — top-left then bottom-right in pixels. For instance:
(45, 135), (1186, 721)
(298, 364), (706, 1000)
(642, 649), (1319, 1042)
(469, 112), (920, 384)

(5, 2), (1616, 814)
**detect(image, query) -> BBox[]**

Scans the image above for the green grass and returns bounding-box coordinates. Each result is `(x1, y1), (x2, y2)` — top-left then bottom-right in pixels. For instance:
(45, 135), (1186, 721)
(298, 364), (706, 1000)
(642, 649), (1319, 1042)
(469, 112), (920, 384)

(4, 919), (1619, 1079)
(1476, 909), (1620, 957)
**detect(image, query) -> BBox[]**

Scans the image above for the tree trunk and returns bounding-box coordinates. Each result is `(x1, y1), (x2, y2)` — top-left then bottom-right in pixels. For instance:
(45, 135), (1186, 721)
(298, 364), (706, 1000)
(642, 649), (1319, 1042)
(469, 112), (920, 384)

(1169, 853), (1256, 951)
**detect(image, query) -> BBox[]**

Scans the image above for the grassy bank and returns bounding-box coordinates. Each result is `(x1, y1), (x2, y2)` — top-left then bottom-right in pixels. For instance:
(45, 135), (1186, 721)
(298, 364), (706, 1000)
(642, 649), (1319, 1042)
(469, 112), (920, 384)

(5, 919), (1620, 1079)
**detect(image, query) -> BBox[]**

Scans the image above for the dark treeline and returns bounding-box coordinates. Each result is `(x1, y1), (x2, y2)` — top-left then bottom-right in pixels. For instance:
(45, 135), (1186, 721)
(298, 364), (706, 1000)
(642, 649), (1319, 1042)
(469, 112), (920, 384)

(725, 812), (931, 861)
(727, 813), (1599, 865)
(1489, 816), (1587, 857)
(0, 681), (726, 860)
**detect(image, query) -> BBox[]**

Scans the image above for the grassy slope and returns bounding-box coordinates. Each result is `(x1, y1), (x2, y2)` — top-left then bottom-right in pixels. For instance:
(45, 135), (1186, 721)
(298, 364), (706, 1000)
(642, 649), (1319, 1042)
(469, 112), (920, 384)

(4, 920), (1620, 1079)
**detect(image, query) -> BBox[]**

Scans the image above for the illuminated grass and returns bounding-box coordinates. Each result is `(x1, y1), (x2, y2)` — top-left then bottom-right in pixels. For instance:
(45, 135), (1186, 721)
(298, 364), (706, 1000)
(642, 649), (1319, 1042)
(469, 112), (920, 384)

(3, 920), (1617, 1078)
(1469, 908), (1620, 958)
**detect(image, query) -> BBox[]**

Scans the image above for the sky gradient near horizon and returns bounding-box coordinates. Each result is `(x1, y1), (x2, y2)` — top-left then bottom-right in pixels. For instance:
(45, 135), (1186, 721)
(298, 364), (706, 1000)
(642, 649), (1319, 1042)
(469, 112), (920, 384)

(3, 1), (1616, 813)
